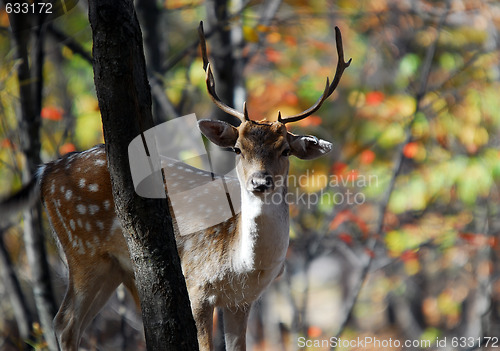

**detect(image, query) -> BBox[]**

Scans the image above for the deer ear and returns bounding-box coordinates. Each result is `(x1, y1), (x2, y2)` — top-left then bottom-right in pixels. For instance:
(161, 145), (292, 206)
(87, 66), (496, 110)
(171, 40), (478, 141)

(288, 133), (333, 160)
(198, 119), (239, 148)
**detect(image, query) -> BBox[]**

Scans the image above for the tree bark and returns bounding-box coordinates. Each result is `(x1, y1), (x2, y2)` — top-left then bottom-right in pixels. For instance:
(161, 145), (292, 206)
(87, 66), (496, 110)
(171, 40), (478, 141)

(87, 1), (199, 350)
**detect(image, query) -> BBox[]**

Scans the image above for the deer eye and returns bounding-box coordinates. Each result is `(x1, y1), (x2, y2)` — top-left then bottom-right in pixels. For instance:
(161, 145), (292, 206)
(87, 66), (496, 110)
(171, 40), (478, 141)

(281, 148), (291, 157)
(232, 147), (241, 155)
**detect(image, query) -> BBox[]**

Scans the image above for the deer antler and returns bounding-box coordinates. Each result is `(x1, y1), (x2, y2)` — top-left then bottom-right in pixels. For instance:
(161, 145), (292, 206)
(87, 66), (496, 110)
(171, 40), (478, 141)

(198, 21), (249, 123)
(278, 26), (352, 124)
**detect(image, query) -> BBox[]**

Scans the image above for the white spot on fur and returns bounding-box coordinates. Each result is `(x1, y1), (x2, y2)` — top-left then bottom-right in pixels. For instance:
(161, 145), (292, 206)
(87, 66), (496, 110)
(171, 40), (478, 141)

(85, 240), (96, 256)
(96, 221), (104, 230)
(88, 183), (99, 192)
(109, 217), (121, 241)
(77, 218), (83, 228)
(77, 238), (85, 255)
(85, 222), (92, 231)
(69, 219), (75, 231)
(79, 178), (86, 188)
(65, 190), (72, 201)
(60, 185), (65, 193)
(88, 204), (100, 215)
(103, 200), (110, 211)
(76, 204), (86, 215)
(95, 159), (106, 166)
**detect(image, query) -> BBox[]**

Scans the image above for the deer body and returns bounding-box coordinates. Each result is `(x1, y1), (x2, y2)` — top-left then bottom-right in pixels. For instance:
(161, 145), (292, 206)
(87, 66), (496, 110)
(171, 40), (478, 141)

(1, 22), (349, 351)
(31, 120), (323, 350)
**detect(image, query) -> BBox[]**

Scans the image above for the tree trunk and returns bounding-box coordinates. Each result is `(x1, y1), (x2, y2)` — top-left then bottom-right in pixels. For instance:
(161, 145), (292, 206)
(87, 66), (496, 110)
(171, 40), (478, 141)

(87, 1), (199, 350)
(205, 0), (245, 176)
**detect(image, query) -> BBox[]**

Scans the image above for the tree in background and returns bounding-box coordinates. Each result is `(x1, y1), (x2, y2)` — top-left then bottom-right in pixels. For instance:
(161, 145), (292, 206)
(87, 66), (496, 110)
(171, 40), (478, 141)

(1, 0), (500, 350)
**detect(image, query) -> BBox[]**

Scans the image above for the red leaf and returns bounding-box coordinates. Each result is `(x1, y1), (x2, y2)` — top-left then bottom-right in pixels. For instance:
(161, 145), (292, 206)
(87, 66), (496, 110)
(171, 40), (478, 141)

(365, 91), (385, 106)
(331, 162), (348, 176)
(338, 232), (353, 245)
(459, 232), (494, 247)
(365, 248), (376, 258)
(400, 250), (418, 262)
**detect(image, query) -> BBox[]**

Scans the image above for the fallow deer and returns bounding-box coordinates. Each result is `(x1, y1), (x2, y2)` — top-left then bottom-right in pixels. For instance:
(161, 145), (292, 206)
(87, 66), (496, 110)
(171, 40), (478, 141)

(0, 23), (350, 350)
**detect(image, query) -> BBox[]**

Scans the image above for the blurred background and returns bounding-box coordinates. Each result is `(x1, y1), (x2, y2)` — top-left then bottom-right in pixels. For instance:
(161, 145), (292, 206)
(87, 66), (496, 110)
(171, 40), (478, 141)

(1, 0), (500, 350)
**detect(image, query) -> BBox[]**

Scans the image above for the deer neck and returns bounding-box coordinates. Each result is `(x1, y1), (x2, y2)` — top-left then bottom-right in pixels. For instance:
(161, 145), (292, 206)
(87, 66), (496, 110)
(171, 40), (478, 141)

(233, 183), (289, 273)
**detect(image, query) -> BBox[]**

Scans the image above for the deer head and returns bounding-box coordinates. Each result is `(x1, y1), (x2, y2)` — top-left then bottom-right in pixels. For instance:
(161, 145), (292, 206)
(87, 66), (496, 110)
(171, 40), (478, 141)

(197, 22), (351, 195)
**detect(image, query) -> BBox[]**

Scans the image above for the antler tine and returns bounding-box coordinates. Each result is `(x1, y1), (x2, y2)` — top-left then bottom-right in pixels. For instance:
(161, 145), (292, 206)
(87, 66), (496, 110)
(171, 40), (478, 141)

(278, 26), (352, 124)
(198, 21), (248, 123)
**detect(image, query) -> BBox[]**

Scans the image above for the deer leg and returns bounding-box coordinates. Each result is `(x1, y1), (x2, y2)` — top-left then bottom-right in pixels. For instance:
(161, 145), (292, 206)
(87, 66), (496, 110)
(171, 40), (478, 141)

(53, 259), (123, 351)
(189, 294), (214, 351)
(222, 305), (250, 351)
(53, 279), (79, 351)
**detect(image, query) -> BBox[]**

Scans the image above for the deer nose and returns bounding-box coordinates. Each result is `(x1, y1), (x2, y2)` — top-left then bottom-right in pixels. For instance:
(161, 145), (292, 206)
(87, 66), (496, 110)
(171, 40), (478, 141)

(249, 172), (274, 193)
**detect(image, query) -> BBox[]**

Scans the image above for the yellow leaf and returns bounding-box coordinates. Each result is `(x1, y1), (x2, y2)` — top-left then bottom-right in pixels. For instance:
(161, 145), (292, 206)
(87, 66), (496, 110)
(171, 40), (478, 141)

(243, 26), (259, 43)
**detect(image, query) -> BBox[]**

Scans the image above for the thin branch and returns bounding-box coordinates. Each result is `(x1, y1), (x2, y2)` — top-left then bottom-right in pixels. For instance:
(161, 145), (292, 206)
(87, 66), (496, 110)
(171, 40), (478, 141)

(162, 0), (252, 73)
(0, 227), (34, 346)
(46, 23), (92, 63)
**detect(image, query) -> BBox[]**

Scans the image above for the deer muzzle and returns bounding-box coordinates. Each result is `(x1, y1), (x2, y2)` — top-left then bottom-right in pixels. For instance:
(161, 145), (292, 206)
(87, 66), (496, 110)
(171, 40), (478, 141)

(248, 172), (274, 193)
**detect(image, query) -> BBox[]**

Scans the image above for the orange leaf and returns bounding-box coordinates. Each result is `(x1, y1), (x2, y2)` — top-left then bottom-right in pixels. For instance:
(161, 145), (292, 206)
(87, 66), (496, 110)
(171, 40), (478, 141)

(41, 106), (64, 121)
(265, 48), (281, 63)
(403, 142), (419, 159)
(283, 92), (299, 106)
(308, 326), (322, 338)
(59, 143), (76, 155)
(329, 209), (352, 231)
(297, 115), (322, 127)
(1, 139), (16, 149)
(284, 36), (297, 47)
(360, 149), (375, 164)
